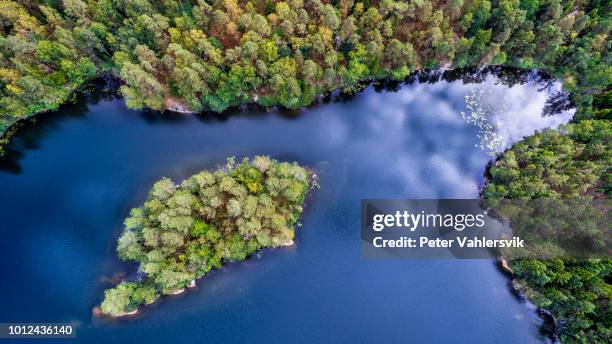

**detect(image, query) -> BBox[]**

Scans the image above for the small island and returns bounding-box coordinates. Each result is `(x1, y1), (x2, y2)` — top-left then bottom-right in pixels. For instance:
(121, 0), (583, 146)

(99, 156), (312, 316)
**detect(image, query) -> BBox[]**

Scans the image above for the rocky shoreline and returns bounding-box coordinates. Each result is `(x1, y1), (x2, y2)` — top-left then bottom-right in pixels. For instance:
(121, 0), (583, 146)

(497, 258), (559, 341)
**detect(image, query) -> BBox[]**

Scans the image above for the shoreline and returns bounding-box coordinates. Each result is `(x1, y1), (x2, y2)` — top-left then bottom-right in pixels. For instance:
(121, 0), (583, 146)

(94, 237), (302, 319)
(0, 66), (554, 154)
(495, 257), (559, 341)
(92, 306), (138, 318)
(281, 239), (294, 247)
(498, 257), (514, 274)
(0, 73), (120, 155)
(170, 288), (186, 295)
(114, 309), (138, 317)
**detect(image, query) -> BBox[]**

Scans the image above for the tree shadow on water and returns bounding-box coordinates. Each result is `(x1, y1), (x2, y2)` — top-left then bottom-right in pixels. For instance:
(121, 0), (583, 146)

(0, 97), (92, 174)
(0, 78), (120, 174)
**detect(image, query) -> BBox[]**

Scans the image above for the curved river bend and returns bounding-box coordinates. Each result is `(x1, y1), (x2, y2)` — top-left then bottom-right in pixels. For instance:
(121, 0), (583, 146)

(0, 71), (572, 343)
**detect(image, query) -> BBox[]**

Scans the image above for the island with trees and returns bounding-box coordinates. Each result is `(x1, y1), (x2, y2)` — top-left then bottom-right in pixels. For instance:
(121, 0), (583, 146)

(0, 1), (609, 342)
(99, 156), (312, 316)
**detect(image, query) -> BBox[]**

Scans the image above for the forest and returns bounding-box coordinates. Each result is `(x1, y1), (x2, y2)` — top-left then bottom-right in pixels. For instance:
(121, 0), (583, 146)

(0, 1), (609, 342)
(100, 156), (311, 316)
(484, 120), (611, 343)
(0, 1), (609, 127)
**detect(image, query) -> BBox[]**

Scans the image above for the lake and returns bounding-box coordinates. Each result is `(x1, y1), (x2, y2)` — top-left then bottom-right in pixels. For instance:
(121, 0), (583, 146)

(0, 69), (573, 343)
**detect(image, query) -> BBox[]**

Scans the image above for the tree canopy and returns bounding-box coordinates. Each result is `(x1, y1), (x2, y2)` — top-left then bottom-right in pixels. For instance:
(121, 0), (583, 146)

(0, 0), (609, 126)
(484, 120), (611, 343)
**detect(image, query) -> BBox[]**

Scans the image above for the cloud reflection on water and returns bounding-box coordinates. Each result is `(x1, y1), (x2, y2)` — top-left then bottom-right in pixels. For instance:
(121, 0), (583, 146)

(325, 75), (573, 198)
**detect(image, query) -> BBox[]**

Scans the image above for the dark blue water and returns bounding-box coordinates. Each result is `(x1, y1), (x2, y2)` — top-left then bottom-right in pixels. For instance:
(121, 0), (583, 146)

(0, 73), (572, 343)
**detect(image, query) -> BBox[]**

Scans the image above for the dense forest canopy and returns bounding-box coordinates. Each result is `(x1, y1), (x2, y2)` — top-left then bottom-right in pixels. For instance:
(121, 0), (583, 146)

(484, 120), (611, 343)
(100, 156), (312, 316)
(0, 0), (609, 124)
(484, 120), (610, 344)
(0, 1), (609, 342)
